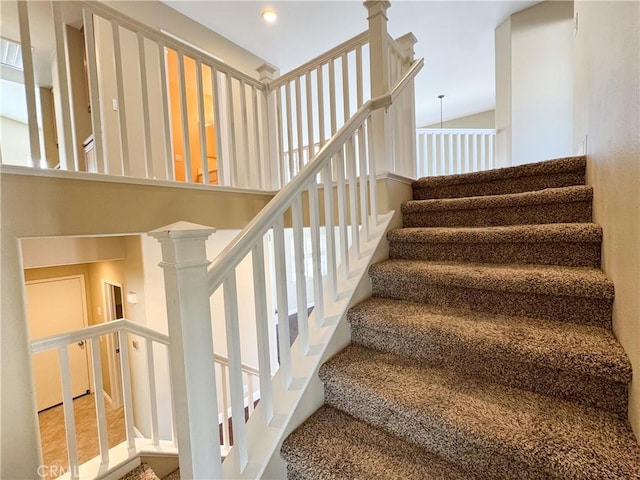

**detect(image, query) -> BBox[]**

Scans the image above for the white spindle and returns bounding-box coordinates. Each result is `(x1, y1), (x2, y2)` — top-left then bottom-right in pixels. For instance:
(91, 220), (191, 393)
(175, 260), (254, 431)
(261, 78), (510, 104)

(246, 374), (255, 415)
(158, 44), (174, 180)
(366, 119), (378, 224)
(464, 133), (470, 173)
(251, 242), (273, 423)
(473, 134), (479, 171)
(276, 87), (286, 184)
(137, 33), (154, 179)
(489, 134), (495, 169)
(481, 133), (487, 171)
(285, 81), (295, 177)
(456, 133), (462, 174)
(112, 22), (130, 176)
(51, 1), (77, 170)
(177, 52), (192, 182)
(356, 46), (364, 108)
(223, 271), (248, 471)
(341, 52), (350, 123)
(118, 331), (136, 451)
(430, 133), (437, 176)
(252, 85), (264, 188)
(295, 77), (304, 171)
(305, 71), (315, 162)
(273, 217), (292, 387)
(439, 133), (446, 175)
(220, 365), (231, 450)
(210, 66), (225, 185)
(323, 163), (338, 300)
(59, 346), (79, 479)
(317, 66), (326, 148)
(292, 196), (309, 353)
(335, 151), (350, 278)
(448, 133), (454, 175)
(358, 125), (370, 240)
(347, 137), (360, 259)
(17, 0), (41, 165)
(240, 79), (251, 186)
(145, 338), (160, 446)
(90, 337), (109, 465)
(308, 179), (324, 325)
(82, 8), (106, 173)
(226, 72), (238, 186)
(195, 59), (209, 184)
(329, 59), (338, 137)
(166, 343), (178, 449)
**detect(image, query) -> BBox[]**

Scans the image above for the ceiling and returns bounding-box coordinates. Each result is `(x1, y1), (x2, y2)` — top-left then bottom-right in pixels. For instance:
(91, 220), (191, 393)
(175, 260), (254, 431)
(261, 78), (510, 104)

(163, 0), (539, 127)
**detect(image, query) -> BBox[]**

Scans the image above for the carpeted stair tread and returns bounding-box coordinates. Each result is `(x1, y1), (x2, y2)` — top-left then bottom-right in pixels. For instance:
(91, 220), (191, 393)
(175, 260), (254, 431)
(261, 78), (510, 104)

(403, 185), (592, 228)
(320, 345), (640, 480)
(388, 223), (602, 266)
(118, 463), (160, 480)
(281, 405), (475, 480)
(162, 470), (180, 480)
(370, 259), (614, 327)
(370, 259), (613, 300)
(388, 223), (601, 244)
(412, 156), (586, 200)
(349, 297), (630, 414)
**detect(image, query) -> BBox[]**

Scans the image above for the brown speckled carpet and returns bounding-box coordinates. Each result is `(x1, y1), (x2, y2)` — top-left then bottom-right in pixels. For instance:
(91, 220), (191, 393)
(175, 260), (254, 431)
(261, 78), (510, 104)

(281, 156), (640, 479)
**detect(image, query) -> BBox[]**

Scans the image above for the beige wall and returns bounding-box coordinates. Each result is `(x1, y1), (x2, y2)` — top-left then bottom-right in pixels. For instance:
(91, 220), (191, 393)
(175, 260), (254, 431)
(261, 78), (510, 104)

(22, 236), (126, 269)
(0, 116), (31, 166)
(422, 109), (495, 129)
(573, 0), (640, 440)
(0, 171), (273, 479)
(496, 1), (575, 166)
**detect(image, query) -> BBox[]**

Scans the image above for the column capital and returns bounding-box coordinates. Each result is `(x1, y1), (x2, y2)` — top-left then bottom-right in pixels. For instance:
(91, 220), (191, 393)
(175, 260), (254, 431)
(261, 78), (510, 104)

(257, 62), (278, 83)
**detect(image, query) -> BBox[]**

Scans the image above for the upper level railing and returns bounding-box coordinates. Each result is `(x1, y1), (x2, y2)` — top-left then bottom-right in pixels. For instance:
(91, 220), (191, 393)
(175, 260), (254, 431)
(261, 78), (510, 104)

(416, 128), (497, 177)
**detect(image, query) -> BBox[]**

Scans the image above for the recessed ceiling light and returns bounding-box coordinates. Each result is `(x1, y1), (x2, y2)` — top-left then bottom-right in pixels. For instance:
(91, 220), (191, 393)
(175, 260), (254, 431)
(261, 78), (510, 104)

(262, 9), (277, 24)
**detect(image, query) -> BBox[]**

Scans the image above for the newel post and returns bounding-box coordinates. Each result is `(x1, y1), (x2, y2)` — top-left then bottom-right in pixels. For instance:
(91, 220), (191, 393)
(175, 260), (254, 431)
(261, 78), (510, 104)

(365, 0), (392, 173)
(149, 222), (222, 479)
(257, 63), (281, 190)
(396, 33), (418, 178)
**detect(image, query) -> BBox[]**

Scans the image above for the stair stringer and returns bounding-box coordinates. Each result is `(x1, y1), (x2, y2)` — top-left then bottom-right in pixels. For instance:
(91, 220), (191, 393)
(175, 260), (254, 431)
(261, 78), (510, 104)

(222, 211), (395, 479)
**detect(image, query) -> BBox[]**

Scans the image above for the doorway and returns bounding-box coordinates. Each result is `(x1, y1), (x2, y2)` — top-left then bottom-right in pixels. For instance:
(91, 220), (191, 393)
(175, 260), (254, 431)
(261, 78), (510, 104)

(27, 275), (91, 411)
(102, 280), (124, 408)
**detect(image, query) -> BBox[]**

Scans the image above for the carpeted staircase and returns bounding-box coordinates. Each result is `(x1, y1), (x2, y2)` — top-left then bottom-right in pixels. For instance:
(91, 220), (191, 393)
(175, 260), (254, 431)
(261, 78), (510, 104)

(281, 156), (640, 479)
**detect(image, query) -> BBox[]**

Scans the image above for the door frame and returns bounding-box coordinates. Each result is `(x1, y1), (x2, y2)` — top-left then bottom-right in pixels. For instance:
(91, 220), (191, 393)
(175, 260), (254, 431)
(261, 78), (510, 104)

(102, 279), (125, 409)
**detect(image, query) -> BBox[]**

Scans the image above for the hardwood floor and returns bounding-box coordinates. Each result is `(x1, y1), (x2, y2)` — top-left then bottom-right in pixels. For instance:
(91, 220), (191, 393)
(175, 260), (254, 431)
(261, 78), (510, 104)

(38, 393), (126, 480)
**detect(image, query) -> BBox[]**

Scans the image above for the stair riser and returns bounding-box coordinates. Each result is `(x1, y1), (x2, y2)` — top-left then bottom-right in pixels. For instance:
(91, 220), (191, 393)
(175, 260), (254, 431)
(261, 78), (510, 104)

(413, 171), (585, 200)
(323, 383), (555, 480)
(402, 201), (592, 228)
(351, 325), (628, 416)
(370, 279), (612, 328)
(389, 241), (601, 267)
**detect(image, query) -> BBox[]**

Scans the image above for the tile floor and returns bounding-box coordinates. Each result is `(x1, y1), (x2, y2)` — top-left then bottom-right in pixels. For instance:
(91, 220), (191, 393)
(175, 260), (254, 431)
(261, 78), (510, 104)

(38, 393), (126, 480)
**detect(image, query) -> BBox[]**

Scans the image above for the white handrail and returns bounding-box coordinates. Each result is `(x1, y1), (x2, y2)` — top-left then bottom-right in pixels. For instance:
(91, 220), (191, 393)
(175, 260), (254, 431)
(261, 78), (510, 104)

(215, 352), (259, 376)
(206, 59), (423, 296)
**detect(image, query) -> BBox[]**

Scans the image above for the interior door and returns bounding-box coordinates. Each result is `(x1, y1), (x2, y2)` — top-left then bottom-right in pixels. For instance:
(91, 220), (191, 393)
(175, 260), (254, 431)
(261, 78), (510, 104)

(27, 276), (91, 411)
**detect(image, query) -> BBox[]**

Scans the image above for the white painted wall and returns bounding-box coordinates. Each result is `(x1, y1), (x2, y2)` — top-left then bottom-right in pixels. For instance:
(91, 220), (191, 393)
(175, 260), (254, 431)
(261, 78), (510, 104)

(0, 116), (31, 166)
(573, 0), (640, 440)
(496, 1), (574, 166)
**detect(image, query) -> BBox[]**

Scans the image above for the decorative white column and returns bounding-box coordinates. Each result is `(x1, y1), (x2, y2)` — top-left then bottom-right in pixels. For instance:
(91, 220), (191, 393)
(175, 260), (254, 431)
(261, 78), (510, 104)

(149, 221), (221, 479)
(396, 33), (418, 178)
(364, 1), (392, 173)
(257, 63), (280, 190)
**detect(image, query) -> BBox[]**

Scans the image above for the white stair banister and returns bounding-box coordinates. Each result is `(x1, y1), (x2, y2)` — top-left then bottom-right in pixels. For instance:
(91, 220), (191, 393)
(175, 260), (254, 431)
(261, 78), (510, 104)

(149, 221), (222, 479)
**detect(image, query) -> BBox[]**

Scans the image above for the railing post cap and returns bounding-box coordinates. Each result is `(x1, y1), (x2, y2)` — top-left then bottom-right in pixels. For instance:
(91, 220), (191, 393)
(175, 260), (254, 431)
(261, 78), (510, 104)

(257, 62), (278, 81)
(364, 1), (391, 18)
(148, 221), (216, 240)
(396, 32), (418, 47)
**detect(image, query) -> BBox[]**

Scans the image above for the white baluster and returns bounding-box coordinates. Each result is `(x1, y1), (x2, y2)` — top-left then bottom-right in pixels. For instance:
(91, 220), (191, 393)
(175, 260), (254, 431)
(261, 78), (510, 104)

(323, 163), (338, 300)
(195, 59), (209, 184)
(366, 118), (378, 224)
(223, 271), (248, 471)
(273, 217), (292, 387)
(18, 1), (41, 166)
(308, 179), (325, 324)
(211, 66), (226, 185)
(82, 8), (106, 173)
(295, 77), (304, 171)
(489, 133), (495, 169)
(59, 346), (79, 479)
(252, 85), (264, 188)
(246, 374), (255, 415)
(177, 52), (192, 181)
(358, 125), (370, 240)
(473, 133), (479, 172)
(292, 196), (309, 353)
(329, 59), (337, 136)
(347, 136), (360, 259)
(336, 151), (350, 278)
(90, 337), (109, 465)
(317, 66), (326, 148)
(305, 71), (314, 162)
(112, 22), (130, 176)
(118, 331), (136, 452)
(341, 52), (350, 123)
(276, 87), (287, 184)
(226, 72), (238, 186)
(285, 81), (295, 177)
(481, 133), (487, 171)
(158, 44), (174, 180)
(146, 338), (160, 446)
(448, 133), (454, 174)
(356, 46), (364, 108)
(220, 364), (231, 450)
(240, 79), (251, 186)
(251, 242), (274, 423)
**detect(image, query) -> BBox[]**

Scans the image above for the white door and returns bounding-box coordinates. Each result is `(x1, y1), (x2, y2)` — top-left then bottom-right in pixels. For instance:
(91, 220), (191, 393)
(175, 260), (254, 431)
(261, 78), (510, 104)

(27, 276), (91, 411)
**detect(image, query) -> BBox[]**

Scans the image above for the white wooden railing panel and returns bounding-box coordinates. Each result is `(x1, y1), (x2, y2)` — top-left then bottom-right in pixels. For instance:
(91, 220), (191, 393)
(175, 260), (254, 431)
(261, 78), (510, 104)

(416, 128), (497, 177)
